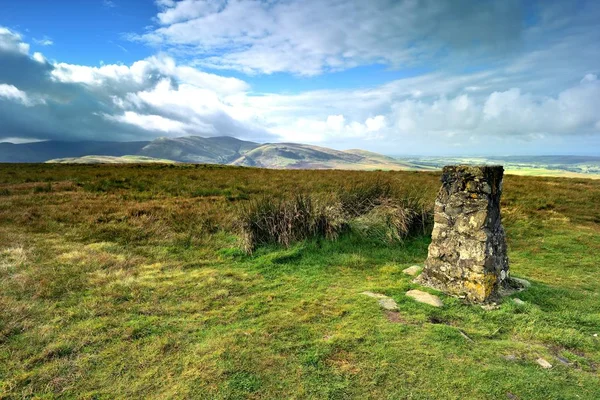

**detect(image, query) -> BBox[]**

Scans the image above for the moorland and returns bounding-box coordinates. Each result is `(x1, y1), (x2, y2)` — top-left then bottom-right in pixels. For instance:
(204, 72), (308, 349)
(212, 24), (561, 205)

(1, 163), (599, 399)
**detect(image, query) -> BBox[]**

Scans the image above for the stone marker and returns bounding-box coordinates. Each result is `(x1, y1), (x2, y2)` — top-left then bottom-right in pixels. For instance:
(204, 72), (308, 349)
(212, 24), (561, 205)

(405, 289), (444, 307)
(417, 165), (509, 302)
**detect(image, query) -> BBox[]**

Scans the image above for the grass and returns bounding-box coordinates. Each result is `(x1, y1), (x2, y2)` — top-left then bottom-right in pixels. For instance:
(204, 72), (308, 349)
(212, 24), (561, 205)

(0, 164), (599, 399)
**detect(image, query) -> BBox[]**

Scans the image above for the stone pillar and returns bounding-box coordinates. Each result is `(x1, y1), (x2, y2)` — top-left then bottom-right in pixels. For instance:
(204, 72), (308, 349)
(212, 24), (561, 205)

(417, 165), (509, 302)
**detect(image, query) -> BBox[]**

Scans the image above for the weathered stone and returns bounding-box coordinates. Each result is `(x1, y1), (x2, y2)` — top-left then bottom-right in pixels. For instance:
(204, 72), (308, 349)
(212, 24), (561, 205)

(417, 165), (509, 302)
(556, 355), (572, 366)
(511, 277), (531, 288)
(406, 289), (444, 307)
(536, 358), (553, 369)
(513, 298), (525, 306)
(480, 303), (500, 311)
(361, 291), (399, 311)
(402, 265), (422, 276)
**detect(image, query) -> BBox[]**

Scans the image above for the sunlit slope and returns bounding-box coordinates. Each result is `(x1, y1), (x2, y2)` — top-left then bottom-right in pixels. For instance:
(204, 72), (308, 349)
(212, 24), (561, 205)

(231, 143), (420, 170)
(137, 136), (260, 163)
(46, 155), (177, 164)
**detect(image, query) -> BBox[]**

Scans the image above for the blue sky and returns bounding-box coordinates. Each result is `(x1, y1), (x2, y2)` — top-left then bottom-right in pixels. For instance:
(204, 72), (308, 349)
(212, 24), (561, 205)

(0, 0), (599, 155)
(1, 0), (155, 65)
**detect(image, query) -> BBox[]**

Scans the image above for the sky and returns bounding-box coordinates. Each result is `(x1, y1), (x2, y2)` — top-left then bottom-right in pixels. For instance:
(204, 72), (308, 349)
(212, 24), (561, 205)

(0, 0), (599, 156)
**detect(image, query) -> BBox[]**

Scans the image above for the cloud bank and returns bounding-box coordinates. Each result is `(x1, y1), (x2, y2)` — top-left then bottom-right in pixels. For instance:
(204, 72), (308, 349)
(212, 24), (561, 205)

(140, 0), (525, 76)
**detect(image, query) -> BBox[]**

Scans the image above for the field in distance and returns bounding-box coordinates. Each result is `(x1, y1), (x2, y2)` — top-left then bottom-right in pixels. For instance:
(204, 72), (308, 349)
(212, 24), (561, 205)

(398, 155), (600, 179)
(1, 164), (599, 399)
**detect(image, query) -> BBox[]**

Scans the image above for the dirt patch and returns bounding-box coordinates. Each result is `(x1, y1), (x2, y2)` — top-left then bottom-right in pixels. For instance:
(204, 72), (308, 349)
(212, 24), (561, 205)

(385, 311), (407, 323)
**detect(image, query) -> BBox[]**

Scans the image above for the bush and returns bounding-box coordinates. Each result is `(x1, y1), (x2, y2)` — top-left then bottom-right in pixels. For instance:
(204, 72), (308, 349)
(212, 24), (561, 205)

(237, 179), (435, 252)
(349, 201), (415, 243)
(338, 179), (392, 217)
(33, 183), (52, 193)
(238, 195), (345, 253)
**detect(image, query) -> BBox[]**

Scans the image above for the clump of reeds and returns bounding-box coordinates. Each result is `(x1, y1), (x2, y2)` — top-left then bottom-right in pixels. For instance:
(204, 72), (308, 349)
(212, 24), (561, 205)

(338, 179), (392, 217)
(238, 194), (345, 253)
(238, 178), (433, 253)
(349, 199), (417, 244)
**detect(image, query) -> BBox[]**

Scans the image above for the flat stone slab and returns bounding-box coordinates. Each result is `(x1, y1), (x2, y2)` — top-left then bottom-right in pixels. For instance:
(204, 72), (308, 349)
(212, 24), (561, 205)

(406, 289), (444, 307)
(361, 291), (399, 311)
(402, 265), (422, 276)
(536, 357), (552, 369)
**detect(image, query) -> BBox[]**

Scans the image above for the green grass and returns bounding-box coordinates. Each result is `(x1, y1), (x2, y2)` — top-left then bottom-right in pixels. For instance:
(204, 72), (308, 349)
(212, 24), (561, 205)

(1, 164), (599, 398)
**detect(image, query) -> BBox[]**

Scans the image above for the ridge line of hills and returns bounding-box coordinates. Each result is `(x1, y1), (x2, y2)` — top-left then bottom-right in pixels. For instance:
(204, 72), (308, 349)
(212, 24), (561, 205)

(1, 135), (600, 177)
(0, 136), (418, 171)
(0, 136), (427, 169)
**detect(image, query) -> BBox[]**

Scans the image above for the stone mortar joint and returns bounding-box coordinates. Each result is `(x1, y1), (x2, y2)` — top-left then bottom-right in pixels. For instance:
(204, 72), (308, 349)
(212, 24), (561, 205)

(416, 165), (511, 303)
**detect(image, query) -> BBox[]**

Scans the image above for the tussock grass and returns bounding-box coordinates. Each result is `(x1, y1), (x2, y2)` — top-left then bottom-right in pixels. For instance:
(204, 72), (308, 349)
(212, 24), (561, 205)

(239, 194), (345, 252)
(239, 180), (433, 252)
(338, 179), (392, 217)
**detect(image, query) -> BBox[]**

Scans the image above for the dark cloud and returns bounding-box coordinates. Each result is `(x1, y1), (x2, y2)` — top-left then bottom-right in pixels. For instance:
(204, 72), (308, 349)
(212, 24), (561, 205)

(0, 27), (275, 143)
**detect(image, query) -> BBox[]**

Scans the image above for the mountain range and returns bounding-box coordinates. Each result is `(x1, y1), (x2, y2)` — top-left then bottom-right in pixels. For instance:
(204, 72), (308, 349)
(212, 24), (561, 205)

(0, 136), (417, 171)
(3, 136), (600, 177)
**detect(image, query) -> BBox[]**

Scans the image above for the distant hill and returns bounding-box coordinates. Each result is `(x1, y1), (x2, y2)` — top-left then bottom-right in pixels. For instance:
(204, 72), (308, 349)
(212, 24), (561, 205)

(0, 140), (150, 163)
(137, 136), (260, 163)
(231, 143), (416, 170)
(3, 135), (600, 177)
(4, 135), (416, 171)
(47, 155), (177, 164)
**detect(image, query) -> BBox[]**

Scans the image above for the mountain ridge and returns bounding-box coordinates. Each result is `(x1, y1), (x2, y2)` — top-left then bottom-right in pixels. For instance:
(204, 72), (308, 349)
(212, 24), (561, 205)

(4, 136), (600, 176)
(2, 135), (417, 171)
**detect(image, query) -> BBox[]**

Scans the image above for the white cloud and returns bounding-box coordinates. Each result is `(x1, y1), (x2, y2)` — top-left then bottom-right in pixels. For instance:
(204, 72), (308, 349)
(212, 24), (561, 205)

(137, 0), (525, 76)
(0, 84), (43, 106)
(33, 36), (53, 46)
(51, 54), (248, 95)
(365, 115), (386, 132)
(156, 0), (225, 25)
(0, 27), (29, 54)
(32, 52), (46, 63)
(106, 111), (189, 133)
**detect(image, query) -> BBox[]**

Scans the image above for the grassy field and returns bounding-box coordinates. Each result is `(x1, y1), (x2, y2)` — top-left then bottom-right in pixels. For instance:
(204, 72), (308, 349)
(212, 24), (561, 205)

(396, 156), (600, 179)
(1, 164), (599, 399)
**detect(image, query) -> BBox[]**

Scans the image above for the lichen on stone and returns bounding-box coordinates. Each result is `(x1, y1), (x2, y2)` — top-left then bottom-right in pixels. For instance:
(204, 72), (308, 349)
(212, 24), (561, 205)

(417, 165), (509, 303)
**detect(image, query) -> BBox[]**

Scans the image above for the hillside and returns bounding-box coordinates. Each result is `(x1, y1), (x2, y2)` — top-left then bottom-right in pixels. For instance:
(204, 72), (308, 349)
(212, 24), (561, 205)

(47, 155), (177, 164)
(137, 136), (260, 163)
(0, 140), (150, 163)
(4, 136), (600, 177)
(232, 143), (416, 170)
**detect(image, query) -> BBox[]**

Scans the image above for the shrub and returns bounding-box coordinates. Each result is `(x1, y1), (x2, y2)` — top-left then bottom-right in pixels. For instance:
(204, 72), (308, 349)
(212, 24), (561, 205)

(33, 183), (52, 193)
(0, 188), (10, 196)
(238, 195), (345, 253)
(338, 179), (392, 217)
(349, 200), (419, 244)
(237, 176), (434, 252)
